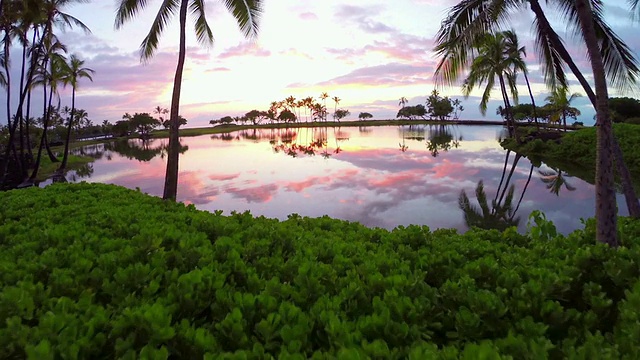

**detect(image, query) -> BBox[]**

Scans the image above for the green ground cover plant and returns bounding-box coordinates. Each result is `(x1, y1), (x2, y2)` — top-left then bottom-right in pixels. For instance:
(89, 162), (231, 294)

(1, 183), (639, 358)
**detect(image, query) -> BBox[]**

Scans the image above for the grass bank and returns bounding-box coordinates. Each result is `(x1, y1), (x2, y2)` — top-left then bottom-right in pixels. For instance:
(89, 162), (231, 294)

(1, 182), (639, 358)
(502, 123), (640, 187)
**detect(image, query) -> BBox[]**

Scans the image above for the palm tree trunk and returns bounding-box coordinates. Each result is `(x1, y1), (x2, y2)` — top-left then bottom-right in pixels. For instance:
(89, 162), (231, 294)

(530, 0), (639, 219)
(575, 0), (618, 246)
(44, 86), (59, 163)
(59, 88), (76, 171)
(613, 135), (640, 217)
(498, 153), (521, 207)
(25, 89), (33, 160)
(513, 164), (534, 217)
(163, 0), (188, 201)
(523, 72), (540, 131)
(495, 150), (511, 205)
(498, 74), (517, 140)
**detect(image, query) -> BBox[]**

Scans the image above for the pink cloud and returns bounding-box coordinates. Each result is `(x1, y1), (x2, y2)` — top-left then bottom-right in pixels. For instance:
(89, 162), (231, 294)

(218, 42), (271, 59)
(299, 12), (318, 20)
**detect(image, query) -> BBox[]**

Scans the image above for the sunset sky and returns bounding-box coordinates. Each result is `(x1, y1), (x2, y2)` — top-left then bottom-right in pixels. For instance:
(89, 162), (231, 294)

(3, 0), (640, 127)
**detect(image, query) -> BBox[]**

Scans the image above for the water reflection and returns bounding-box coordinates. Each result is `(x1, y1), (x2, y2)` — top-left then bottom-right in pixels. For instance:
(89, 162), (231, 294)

(539, 167), (576, 196)
(398, 125), (463, 157)
(458, 150), (534, 231)
(62, 125), (628, 234)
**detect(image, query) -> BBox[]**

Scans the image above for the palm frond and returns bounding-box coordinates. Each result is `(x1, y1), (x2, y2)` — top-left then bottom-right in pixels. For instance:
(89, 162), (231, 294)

(223, 0), (263, 39)
(115, 0), (151, 29)
(556, 0), (639, 92)
(190, 0), (214, 46)
(531, 15), (568, 90)
(139, 0), (179, 61)
(433, 0), (498, 86)
(55, 12), (91, 34)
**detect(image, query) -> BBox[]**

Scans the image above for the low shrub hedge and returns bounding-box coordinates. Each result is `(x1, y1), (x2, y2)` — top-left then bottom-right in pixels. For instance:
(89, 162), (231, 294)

(1, 183), (639, 358)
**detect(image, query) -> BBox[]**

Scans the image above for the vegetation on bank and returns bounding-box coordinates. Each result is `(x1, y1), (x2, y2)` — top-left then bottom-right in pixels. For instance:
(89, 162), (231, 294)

(1, 183), (640, 358)
(501, 124), (640, 184)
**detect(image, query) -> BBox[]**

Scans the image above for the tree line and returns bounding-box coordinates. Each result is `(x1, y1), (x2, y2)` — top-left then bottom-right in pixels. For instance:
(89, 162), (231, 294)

(209, 93), (350, 126)
(1, 0), (95, 188)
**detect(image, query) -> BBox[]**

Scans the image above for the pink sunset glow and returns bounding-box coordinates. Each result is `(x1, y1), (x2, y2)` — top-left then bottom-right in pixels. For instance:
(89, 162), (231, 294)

(3, 0), (638, 127)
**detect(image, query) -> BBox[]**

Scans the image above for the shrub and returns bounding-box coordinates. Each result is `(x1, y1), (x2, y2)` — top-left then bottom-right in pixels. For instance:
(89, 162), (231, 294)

(0, 183), (639, 358)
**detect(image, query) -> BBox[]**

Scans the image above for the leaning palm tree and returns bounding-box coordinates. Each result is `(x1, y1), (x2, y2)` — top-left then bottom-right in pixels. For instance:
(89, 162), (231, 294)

(58, 54), (94, 172)
(115, 0), (263, 201)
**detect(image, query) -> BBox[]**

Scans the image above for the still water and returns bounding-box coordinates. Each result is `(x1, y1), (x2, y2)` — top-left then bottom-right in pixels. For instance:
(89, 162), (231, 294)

(66, 125), (628, 234)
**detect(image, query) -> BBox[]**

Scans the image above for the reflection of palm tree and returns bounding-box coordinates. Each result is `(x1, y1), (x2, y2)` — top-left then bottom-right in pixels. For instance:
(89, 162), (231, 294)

(399, 126), (408, 152)
(426, 125), (457, 157)
(459, 150), (533, 231)
(459, 181), (520, 231)
(539, 167), (576, 196)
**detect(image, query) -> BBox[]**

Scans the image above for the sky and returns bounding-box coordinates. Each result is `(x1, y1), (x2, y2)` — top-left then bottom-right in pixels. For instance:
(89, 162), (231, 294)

(3, 0), (640, 128)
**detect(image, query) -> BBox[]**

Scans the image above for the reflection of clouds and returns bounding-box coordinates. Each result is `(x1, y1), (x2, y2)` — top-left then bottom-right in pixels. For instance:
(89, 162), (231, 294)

(227, 184), (279, 203)
(74, 126), (624, 235)
(285, 175), (333, 192)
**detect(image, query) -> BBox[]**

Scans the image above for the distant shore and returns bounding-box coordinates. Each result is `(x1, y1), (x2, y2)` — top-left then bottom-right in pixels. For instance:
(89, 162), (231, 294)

(149, 118), (579, 139)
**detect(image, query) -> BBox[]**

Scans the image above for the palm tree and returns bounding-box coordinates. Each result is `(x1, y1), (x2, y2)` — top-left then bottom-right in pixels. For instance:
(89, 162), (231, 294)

(332, 96), (341, 120)
(461, 31), (520, 136)
(58, 54), (94, 172)
(434, 0), (638, 245)
(544, 87), (581, 132)
(29, 51), (66, 182)
(539, 167), (576, 196)
(503, 31), (540, 131)
(433, 0), (638, 93)
(575, 0), (618, 246)
(115, 0), (263, 201)
(399, 96), (408, 109)
(320, 92), (329, 121)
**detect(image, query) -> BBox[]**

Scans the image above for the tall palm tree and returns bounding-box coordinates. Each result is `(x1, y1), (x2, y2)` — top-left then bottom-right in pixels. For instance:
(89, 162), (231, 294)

(332, 96), (341, 120)
(115, 0), (263, 201)
(58, 54), (94, 172)
(29, 51), (66, 182)
(503, 31), (540, 131)
(320, 92), (329, 121)
(399, 96), (408, 108)
(434, 0), (638, 245)
(461, 31), (520, 136)
(544, 87), (581, 132)
(575, 0), (618, 246)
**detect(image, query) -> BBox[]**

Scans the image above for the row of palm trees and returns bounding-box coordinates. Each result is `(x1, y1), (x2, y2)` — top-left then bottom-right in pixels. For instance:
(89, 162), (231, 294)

(0, 0), (94, 188)
(434, 0), (640, 246)
(272, 93), (344, 123)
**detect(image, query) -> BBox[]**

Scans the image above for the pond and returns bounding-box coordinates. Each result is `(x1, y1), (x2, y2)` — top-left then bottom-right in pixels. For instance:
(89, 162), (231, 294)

(64, 124), (629, 234)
